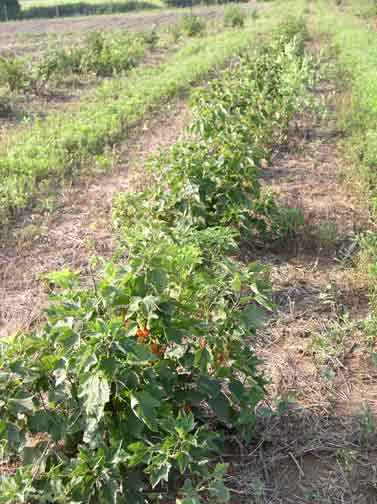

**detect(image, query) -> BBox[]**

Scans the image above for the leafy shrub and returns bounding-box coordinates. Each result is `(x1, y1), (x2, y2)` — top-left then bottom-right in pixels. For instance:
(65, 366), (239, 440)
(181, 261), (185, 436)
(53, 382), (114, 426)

(181, 14), (205, 37)
(273, 15), (308, 55)
(0, 224), (270, 503)
(37, 46), (83, 82)
(114, 31), (313, 239)
(0, 26), (268, 227)
(0, 56), (30, 92)
(0, 0), (20, 20)
(141, 28), (159, 49)
(37, 30), (148, 80)
(224, 5), (245, 28)
(0, 18), (311, 502)
(0, 30), (151, 93)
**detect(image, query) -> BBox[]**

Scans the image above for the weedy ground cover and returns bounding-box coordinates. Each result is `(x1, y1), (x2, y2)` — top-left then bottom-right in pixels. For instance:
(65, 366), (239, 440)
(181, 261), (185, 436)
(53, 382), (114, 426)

(0, 0), (303, 231)
(315, 0), (377, 346)
(0, 15), (313, 504)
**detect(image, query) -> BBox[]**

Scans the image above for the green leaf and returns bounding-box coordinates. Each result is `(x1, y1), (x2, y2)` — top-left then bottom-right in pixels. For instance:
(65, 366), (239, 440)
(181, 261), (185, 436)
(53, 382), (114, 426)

(209, 479), (230, 503)
(175, 411), (196, 438)
(130, 391), (160, 428)
(79, 373), (110, 420)
(176, 451), (191, 474)
(127, 344), (158, 365)
(240, 304), (265, 330)
(127, 442), (150, 467)
(42, 268), (79, 289)
(27, 411), (65, 441)
(23, 442), (49, 468)
(8, 397), (34, 414)
(208, 395), (230, 422)
(229, 380), (245, 401)
(198, 377), (220, 399)
(213, 463), (229, 477)
(231, 273), (242, 293)
(176, 499), (201, 504)
(149, 462), (171, 488)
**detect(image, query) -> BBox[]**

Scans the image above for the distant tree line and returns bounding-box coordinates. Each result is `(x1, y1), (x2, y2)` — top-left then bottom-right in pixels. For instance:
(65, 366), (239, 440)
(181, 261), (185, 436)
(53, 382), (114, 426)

(166, 0), (248, 7)
(0, 0), (20, 20)
(0, 0), (248, 22)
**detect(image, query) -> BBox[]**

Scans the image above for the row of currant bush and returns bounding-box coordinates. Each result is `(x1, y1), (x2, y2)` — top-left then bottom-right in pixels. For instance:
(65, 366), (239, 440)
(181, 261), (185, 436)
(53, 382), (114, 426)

(0, 11), (246, 97)
(0, 29), (158, 95)
(0, 18), (313, 504)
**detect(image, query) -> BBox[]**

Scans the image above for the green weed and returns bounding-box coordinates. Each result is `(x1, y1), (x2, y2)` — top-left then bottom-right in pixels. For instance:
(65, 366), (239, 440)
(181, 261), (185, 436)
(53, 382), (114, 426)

(0, 56), (30, 92)
(181, 13), (205, 37)
(224, 5), (245, 28)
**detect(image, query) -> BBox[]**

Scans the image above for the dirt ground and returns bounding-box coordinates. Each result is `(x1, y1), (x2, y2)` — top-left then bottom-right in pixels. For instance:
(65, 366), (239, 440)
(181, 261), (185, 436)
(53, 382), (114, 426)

(0, 2), (264, 53)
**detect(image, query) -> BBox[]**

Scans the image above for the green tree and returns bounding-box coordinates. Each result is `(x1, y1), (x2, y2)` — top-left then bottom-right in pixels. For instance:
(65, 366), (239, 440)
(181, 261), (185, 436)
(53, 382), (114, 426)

(0, 0), (21, 21)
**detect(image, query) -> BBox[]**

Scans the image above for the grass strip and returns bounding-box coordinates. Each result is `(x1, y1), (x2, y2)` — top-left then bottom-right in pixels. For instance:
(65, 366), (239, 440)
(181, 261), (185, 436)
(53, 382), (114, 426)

(315, 0), (377, 337)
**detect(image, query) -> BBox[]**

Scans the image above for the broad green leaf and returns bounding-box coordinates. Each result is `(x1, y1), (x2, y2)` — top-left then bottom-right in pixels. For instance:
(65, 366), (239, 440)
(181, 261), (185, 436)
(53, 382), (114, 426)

(79, 373), (110, 420)
(209, 479), (230, 503)
(208, 395), (231, 422)
(176, 451), (191, 474)
(149, 462), (171, 488)
(231, 273), (242, 293)
(127, 442), (150, 467)
(240, 304), (265, 330)
(197, 377), (220, 399)
(8, 397), (34, 414)
(42, 268), (79, 289)
(130, 391), (160, 428)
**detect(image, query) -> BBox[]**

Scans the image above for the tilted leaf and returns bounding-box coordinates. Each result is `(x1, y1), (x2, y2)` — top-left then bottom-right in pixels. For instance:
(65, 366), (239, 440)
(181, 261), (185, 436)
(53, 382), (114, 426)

(79, 373), (110, 421)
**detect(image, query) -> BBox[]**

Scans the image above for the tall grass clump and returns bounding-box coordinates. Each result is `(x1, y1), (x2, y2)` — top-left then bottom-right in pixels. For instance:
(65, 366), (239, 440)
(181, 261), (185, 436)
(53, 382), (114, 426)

(224, 5), (246, 28)
(181, 13), (205, 36)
